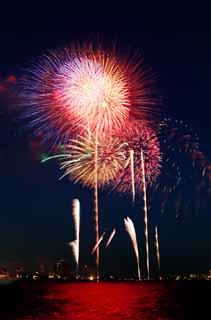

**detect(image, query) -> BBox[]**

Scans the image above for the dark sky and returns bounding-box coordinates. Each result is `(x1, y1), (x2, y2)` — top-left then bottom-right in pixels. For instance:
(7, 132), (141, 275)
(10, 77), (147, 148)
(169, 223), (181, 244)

(1, 31), (211, 276)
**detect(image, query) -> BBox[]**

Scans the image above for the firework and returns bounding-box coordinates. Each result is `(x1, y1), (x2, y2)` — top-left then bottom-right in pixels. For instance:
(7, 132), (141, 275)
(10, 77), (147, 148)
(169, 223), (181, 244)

(42, 132), (127, 188)
(42, 132), (127, 279)
(18, 44), (157, 145)
(42, 132), (126, 280)
(153, 118), (201, 217)
(159, 118), (199, 153)
(129, 149), (136, 202)
(91, 232), (105, 255)
(42, 123), (161, 280)
(158, 118), (199, 195)
(93, 137), (99, 280)
(140, 149), (150, 280)
(124, 217), (141, 280)
(113, 122), (161, 198)
(110, 122), (161, 279)
(69, 199), (80, 279)
(105, 229), (116, 248)
(69, 240), (78, 275)
(155, 226), (161, 274)
(19, 42), (159, 282)
(21, 43), (160, 281)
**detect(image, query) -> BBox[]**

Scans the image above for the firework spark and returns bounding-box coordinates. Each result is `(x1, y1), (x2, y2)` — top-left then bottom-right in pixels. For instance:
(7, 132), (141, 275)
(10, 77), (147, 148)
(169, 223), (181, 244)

(159, 118), (199, 153)
(69, 199), (80, 279)
(94, 135), (99, 280)
(141, 149), (150, 280)
(105, 229), (116, 248)
(91, 232), (105, 255)
(155, 226), (161, 273)
(129, 149), (135, 202)
(124, 217), (141, 281)
(153, 118), (201, 217)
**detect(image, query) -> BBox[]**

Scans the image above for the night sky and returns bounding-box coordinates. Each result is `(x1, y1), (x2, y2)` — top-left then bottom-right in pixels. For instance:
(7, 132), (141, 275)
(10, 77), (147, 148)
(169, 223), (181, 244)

(1, 31), (211, 276)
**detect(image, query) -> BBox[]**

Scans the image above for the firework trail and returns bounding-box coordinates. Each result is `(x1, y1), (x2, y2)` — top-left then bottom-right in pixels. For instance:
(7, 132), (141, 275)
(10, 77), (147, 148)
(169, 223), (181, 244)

(91, 232), (105, 255)
(69, 241), (78, 276)
(94, 130), (99, 280)
(202, 164), (211, 177)
(155, 226), (161, 274)
(129, 149), (136, 202)
(105, 228), (116, 248)
(140, 149), (150, 280)
(124, 217), (141, 281)
(69, 199), (80, 279)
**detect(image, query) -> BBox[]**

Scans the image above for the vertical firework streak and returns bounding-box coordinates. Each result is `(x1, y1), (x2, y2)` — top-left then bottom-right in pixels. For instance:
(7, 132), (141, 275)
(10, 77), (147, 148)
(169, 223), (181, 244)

(124, 217), (141, 281)
(69, 199), (80, 279)
(140, 149), (150, 280)
(94, 130), (99, 280)
(130, 149), (136, 202)
(155, 226), (161, 274)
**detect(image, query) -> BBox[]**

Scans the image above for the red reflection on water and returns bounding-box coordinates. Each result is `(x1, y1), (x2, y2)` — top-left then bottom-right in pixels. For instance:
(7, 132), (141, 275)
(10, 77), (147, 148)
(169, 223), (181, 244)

(45, 283), (165, 320)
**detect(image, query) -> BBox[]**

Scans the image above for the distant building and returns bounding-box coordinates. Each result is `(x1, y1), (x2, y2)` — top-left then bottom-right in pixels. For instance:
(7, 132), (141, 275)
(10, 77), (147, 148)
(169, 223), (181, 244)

(39, 264), (46, 276)
(15, 266), (23, 279)
(55, 259), (70, 278)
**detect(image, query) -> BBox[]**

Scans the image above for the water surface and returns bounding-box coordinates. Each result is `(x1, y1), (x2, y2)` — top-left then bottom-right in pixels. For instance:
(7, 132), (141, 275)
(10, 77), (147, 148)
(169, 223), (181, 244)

(0, 281), (210, 319)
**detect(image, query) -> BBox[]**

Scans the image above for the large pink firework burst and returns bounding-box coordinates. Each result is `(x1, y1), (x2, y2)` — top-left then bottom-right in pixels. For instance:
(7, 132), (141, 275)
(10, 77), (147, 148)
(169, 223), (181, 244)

(19, 44), (157, 145)
(113, 122), (161, 194)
